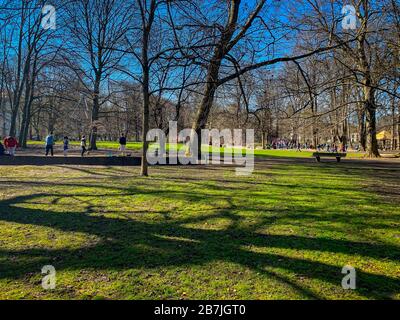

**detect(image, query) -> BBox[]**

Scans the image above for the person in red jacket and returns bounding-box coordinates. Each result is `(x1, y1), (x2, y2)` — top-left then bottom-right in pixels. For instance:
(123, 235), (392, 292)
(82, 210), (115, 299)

(3, 136), (18, 156)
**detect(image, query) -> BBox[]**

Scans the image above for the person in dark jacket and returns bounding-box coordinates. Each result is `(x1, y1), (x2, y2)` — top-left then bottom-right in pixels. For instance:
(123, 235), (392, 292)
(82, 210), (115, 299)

(63, 136), (69, 157)
(119, 133), (127, 156)
(0, 138), (6, 156)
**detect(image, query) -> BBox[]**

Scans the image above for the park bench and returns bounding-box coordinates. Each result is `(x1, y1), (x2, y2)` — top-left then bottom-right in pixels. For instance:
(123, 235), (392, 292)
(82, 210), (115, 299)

(313, 152), (347, 163)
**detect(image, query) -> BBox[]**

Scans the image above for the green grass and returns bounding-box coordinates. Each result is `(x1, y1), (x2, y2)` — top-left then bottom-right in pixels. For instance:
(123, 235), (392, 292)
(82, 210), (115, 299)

(0, 159), (399, 300)
(252, 149), (365, 159)
(28, 140), (143, 151)
(28, 140), (366, 159)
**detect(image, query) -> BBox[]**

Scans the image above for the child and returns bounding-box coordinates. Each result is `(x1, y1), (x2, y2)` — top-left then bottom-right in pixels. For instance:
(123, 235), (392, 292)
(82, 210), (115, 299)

(81, 136), (87, 157)
(63, 136), (69, 157)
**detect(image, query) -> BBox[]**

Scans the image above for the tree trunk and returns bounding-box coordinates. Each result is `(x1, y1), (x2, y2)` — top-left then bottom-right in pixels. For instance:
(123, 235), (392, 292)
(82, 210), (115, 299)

(9, 107), (19, 137)
(191, 64), (220, 157)
(19, 94), (31, 148)
(19, 62), (36, 148)
(140, 12), (153, 177)
(0, 66), (6, 137)
(354, 3), (379, 157)
(397, 105), (400, 151)
(0, 90), (6, 137)
(48, 105), (56, 133)
(141, 78), (150, 176)
(190, 0), (241, 158)
(1, 107), (6, 137)
(312, 130), (318, 149)
(357, 103), (367, 151)
(20, 92), (34, 148)
(261, 131), (266, 149)
(364, 86), (380, 157)
(9, 13), (25, 138)
(89, 75), (101, 150)
(391, 97), (397, 150)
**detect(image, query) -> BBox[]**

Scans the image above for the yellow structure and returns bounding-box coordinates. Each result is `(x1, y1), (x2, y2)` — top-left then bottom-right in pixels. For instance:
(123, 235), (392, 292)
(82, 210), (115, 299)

(376, 130), (392, 141)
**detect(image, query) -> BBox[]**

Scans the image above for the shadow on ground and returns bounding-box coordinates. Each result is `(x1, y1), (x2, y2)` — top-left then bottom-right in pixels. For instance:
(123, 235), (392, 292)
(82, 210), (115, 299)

(0, 159), (399, 299)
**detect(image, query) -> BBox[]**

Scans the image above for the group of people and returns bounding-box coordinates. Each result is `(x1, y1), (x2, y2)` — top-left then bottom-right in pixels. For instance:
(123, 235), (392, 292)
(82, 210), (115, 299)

(0, 136), (19, 156)
(268, 139), (310, 151)
(44, 132), (127, 157)
(0, 133), (128, 158)
(44, 132), (75, 157)
(316, 143), (347, 153)
(265, 140), (348, 153)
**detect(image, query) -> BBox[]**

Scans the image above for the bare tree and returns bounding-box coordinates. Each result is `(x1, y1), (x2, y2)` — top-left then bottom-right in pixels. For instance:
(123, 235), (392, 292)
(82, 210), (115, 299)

(64, 0), (131, 150)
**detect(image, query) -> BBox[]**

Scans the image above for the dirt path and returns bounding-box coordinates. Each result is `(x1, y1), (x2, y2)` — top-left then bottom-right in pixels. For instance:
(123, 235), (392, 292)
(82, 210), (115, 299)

(9, 145), (141, 157)
(2, 145), (400, 169)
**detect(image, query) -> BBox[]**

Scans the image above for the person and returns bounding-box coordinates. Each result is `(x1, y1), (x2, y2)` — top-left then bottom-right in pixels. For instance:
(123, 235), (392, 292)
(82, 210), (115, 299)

(119, 133), (127, 156)
(63, 136), (69, 157)
(3, 136), (18, 156)
(0, 138), (5, 156)
(45, 132), (55, 156)
(81, 135), (87, 157)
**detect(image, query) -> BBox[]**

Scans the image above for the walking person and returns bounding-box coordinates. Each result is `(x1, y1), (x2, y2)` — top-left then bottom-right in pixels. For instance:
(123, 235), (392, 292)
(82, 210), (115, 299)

(63, 136), (69, 157)
(3, 136), (18, 156)
(81, 135), (87, 157)
(45, 132), (55, 156)
(119, 133), (127, 156)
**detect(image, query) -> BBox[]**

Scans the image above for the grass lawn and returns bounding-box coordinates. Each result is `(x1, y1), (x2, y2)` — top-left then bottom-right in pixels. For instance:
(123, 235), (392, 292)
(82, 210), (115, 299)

(0, 160), (399, 299)
(28, 140), (143, 151)
(28, 140), (365, 159)
(252, 149), (365, 159)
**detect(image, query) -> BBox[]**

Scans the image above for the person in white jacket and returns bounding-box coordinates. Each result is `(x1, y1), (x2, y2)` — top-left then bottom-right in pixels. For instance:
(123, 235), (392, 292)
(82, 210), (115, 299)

(81, 136), (87, 157)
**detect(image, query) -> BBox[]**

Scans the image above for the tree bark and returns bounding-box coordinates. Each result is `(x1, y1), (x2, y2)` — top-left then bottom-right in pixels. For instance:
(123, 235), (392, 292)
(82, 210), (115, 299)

(261, 131), (266, 149)
(391, 96), (397, 150)
(191, 0), (241, 157)
(138, 0), (156, 176)
(19, 51), (38, 148)
(192, 65), (220, 157)
(398, 104), (400, 151)
(9, 6), (27, 137)
(141, 71), (150, 176)
(19, 84), (32, 147)
(89, 73), (101, 150)
(0, 53), (6, 137)
(364, 86), (380, 157)
(357, 104), (367, 151)
(356, 2), (380, 157)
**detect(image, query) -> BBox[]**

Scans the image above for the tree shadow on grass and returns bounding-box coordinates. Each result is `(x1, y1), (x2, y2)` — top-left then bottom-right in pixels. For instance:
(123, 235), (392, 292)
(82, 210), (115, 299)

(1, 159), (399, 298)
(0, 191), (399, 300)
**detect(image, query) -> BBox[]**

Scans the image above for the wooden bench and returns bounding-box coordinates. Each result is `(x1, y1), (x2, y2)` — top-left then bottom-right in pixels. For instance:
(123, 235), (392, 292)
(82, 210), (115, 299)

(313, 152), (347, 162)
